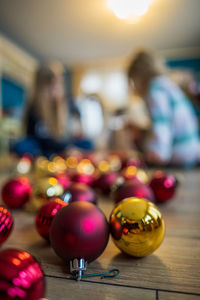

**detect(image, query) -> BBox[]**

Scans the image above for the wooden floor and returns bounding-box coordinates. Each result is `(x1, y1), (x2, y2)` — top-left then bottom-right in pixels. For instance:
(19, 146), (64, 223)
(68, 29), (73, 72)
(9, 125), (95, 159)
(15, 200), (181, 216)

(0, 159), (200, 300)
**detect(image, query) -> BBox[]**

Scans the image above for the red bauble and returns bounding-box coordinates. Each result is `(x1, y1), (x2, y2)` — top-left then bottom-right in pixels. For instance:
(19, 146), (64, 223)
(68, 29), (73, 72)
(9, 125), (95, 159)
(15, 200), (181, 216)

(1, 177), (32, 209)
(0, 206), (14, 246)
(54, 173), (71, 190)
(95, 172), (118, 194)
(114, 180), (155, 204)
(149, 171), (177, 203)
(121, 157), (144, 170)
(35, 198), (67, 240)
(50, 201), (109, 263)
(0, 248), (45, 300)
(67, 183), (97, 204)
(72, 174), (94, 186)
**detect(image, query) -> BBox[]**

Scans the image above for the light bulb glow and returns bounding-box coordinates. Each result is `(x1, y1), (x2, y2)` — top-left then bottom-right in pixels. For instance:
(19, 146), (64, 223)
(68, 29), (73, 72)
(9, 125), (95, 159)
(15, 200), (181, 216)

(107, 0), (153, 20)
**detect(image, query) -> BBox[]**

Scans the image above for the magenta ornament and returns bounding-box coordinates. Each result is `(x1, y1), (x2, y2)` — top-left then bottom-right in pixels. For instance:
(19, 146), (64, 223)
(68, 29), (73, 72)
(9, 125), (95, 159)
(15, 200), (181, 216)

(0, 206), (14, 246)
(35, 198), (67, 240)
(0, 248), (45, 300)
(50, 202), (109, 278)
(67, 183), (97, 204)
(114, 180), (155, 204)
(1, 177), (32, 209)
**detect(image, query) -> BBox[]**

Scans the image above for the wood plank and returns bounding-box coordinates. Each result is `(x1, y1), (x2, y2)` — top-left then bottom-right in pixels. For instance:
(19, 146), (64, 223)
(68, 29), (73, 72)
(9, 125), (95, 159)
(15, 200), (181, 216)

(159, 291), (200, 300)
(45, 276), (156, 300)
(2, 210), (200, 294)
(1, 164), (200, 296)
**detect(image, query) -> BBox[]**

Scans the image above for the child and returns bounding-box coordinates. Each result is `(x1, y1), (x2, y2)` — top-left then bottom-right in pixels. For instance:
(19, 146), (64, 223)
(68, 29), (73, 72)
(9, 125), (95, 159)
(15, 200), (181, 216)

(127, 49), (199, 166)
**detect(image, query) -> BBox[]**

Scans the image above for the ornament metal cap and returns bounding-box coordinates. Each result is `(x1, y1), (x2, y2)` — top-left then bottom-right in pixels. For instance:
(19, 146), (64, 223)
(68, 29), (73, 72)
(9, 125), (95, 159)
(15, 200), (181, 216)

(70, 258), (87, 280)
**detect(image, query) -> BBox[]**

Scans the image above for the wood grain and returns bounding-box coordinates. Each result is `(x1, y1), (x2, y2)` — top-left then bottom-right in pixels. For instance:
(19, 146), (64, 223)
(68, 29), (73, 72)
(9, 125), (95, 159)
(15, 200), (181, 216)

(158, 291), (200, 300)
(46, 277), (156, 300)
(0, 161), (200, 298)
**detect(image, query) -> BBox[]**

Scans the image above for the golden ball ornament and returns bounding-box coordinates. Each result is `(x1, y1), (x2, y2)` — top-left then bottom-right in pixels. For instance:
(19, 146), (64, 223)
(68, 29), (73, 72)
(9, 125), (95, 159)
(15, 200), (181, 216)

(110, 197), (165, 257)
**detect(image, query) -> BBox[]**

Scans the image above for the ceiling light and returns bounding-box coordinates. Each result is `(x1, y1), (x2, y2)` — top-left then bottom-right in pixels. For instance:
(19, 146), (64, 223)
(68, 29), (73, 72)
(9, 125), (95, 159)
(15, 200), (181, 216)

(107, 0), (153, 20)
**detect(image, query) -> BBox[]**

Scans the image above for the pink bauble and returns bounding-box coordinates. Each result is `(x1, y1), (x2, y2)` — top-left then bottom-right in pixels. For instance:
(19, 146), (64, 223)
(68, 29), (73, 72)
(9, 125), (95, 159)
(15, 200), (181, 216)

(67, 183), (97, 204)
(114, 180), (155, 204)
(50, 202), (109, 263)
(35, 198), (67, 240)
(72, 174), (94, 186)
(149, 171), (177, 203)
(54, 173), (71, 190)
(95, 172), (118, 194)
(0, 248), (45, 300)
(0, 206), (14, 246)
(1, 177), (32, 209)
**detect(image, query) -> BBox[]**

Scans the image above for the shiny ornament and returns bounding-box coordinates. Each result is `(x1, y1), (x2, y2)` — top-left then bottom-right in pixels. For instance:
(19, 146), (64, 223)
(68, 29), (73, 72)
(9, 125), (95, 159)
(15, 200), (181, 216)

(114, 180), (154, 204)
(0, 248), (45, 299)
(121, 157), (144, 170)
(72, 174), (94, 186)
(95, 172), (118, 194)
(35, 198), (67, 240)
(149, 171), (177, 203)
(25, 195), (47, 213)
(1, 177), (32, 209)
(67, 183), (97, 204)
(50, 202), (109, 279)
(0, 206), (14, 246)
(34, 177), (64, 199)
(122, 166), (149, 184)
(54, 173), (71, 190)
(110, 197), (165, 257)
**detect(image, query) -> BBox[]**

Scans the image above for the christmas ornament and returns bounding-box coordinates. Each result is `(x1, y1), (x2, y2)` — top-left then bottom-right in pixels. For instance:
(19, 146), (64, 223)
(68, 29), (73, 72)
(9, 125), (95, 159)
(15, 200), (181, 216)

(54, 173), (71, 190)
(35, 198), (67, 240)
(114, 180), (154, 204)
(67, 183), (97, 204)
(50, 202), (109, 279)
(121, 157), (144, 170)
(149, 171), (177, 203)
(17, 157), (32, 174)
(72, 174), (94, 186)
(0, 206), (14, 246)
(110, 197), (165, 257)
(0, 248), (45, 299)
(1, 177), (32, 209)
(34, 177), (64, 200)
(95, 172), (118, 194)
(122, 166), (149, 184)
(25, 196), (47, 213)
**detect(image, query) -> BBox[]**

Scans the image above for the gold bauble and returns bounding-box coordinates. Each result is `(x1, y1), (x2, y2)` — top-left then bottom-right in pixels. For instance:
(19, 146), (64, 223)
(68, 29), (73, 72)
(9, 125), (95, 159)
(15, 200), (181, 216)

(110, 197), (165, 257)
(34, 177), (64, 198)
(25, 195), (47, 213)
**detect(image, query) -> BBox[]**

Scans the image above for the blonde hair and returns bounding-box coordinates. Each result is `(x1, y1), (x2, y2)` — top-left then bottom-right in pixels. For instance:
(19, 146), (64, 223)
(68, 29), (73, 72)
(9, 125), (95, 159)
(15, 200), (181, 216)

(31, 63), (67, 139)
(127, 49), (166, 95)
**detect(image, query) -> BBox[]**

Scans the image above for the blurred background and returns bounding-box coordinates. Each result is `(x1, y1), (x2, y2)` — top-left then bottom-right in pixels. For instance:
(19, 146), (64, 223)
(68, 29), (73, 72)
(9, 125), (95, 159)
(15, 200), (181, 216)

(0, 0), (200, 158)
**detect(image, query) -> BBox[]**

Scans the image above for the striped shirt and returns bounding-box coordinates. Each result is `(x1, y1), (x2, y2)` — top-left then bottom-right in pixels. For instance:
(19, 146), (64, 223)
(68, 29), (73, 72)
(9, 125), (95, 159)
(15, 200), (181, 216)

(145, 76), (199, 166)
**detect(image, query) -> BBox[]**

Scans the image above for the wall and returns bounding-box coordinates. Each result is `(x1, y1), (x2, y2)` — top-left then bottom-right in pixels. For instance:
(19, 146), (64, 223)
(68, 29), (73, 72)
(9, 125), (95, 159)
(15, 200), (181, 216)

(0, 34), (38, 116)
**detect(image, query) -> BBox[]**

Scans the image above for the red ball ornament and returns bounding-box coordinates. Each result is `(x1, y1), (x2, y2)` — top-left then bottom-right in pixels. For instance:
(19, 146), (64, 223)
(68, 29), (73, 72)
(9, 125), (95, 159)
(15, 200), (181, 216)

(1, 177), (32, 209)
(72, 174), (94, 186)
(149, 171), (177, 203)
(67, 183), (97, 204)
(121, 157), (144, 170)
(0, 206), (14, 246)
(54, 173), (71, 190)
(114, 180), (155, 204)
(0, 248), (45, 299)
(35, 198), (68, 240)
(95, 172), (118, 194)
(50, 202), (109, 279)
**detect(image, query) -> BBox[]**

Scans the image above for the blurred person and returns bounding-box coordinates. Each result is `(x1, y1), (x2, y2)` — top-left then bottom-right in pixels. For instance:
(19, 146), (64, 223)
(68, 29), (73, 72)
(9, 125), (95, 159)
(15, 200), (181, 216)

(13, 63), (93, 157)
(76, 93), (107, 149)
(127, 49), (200, 167)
